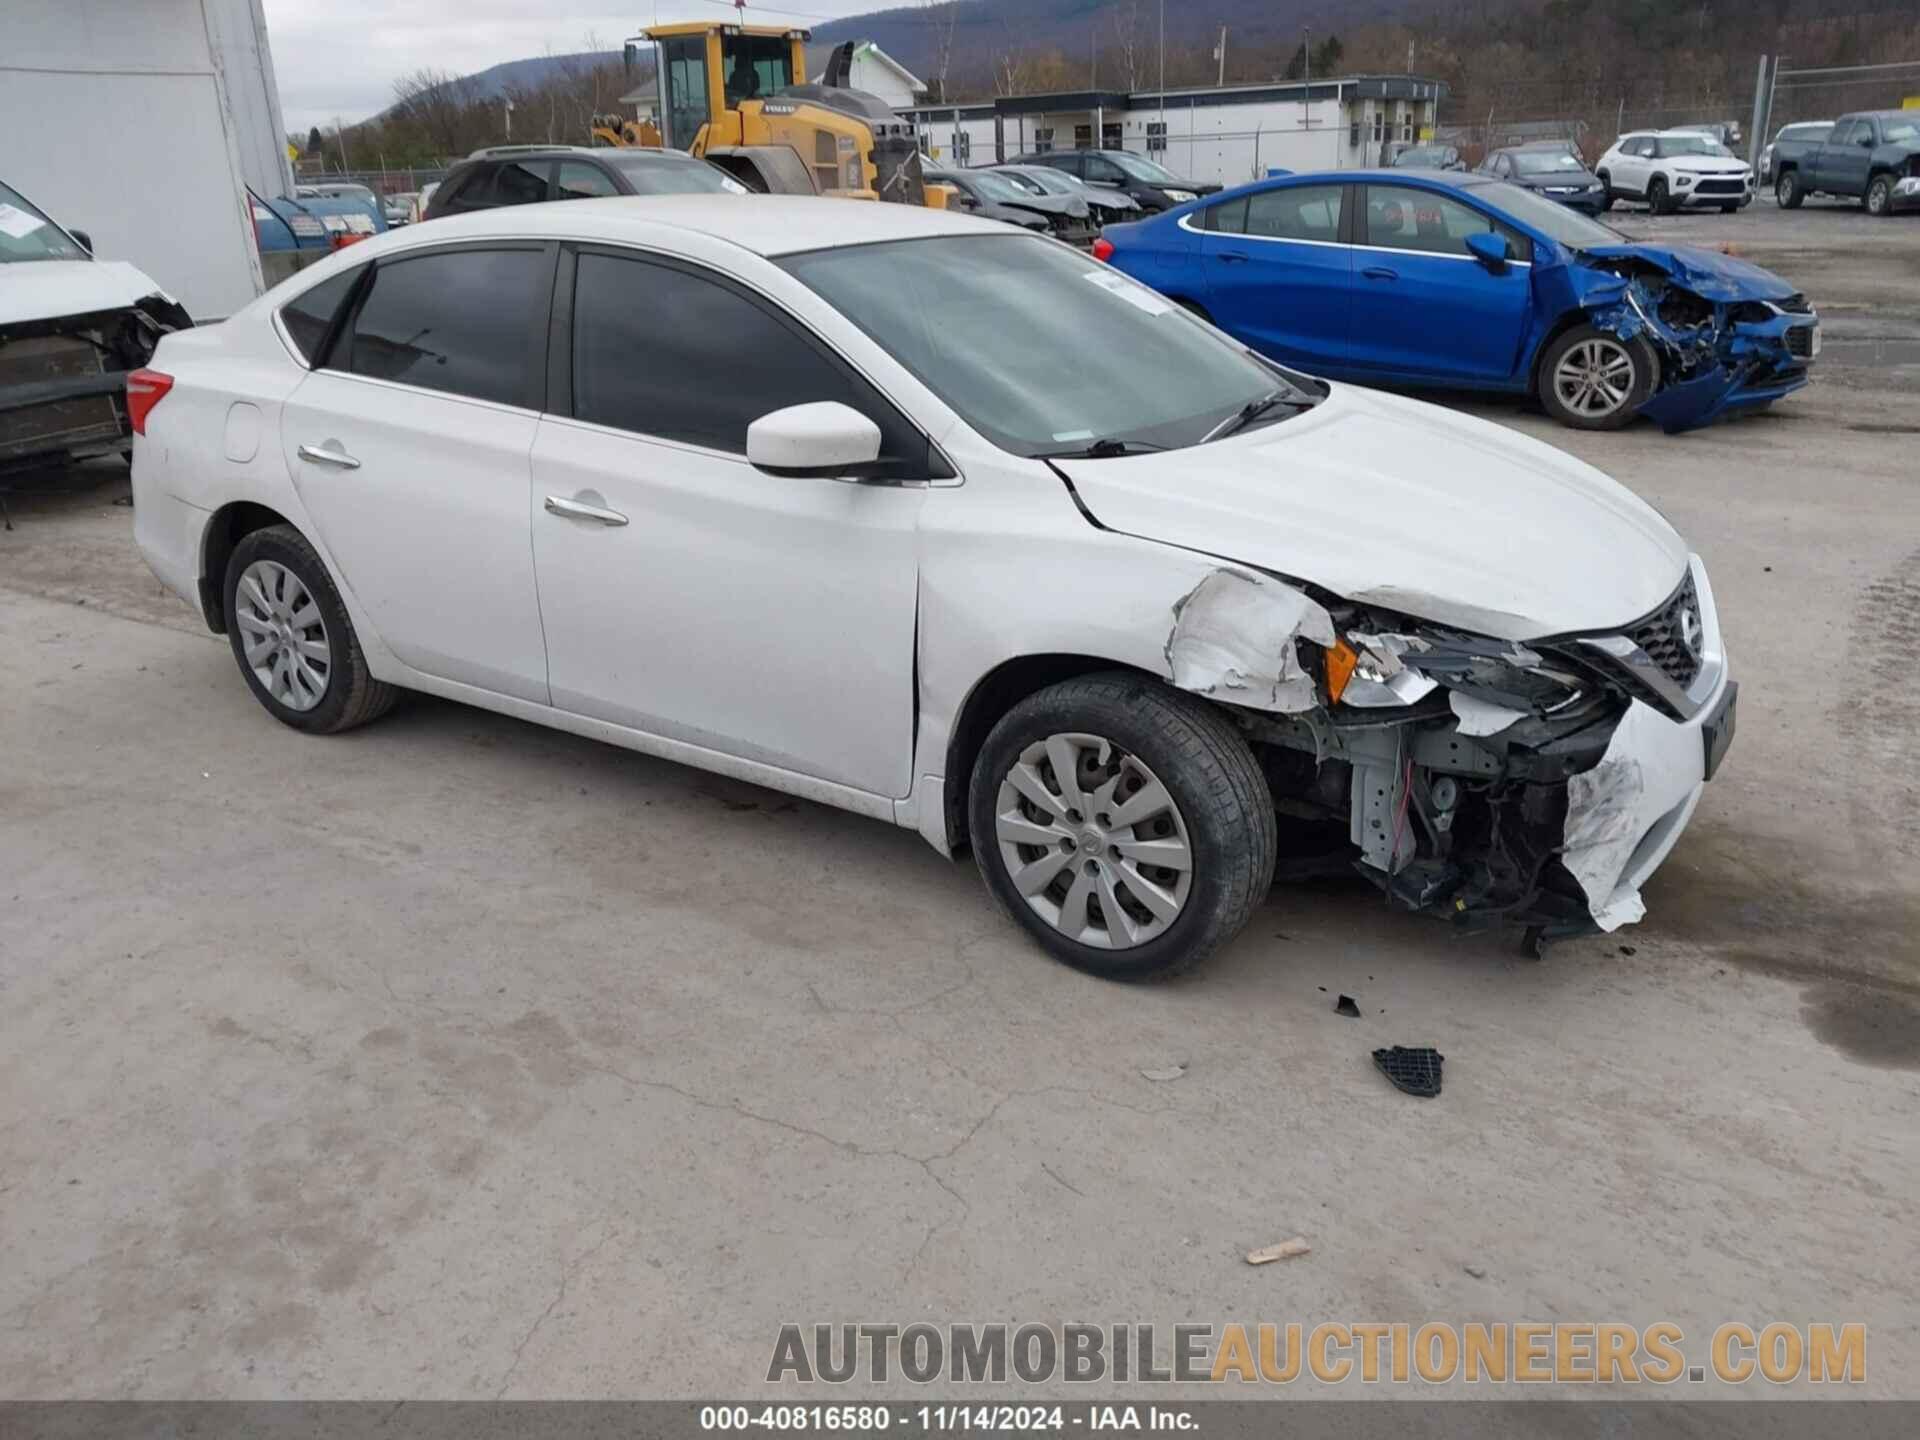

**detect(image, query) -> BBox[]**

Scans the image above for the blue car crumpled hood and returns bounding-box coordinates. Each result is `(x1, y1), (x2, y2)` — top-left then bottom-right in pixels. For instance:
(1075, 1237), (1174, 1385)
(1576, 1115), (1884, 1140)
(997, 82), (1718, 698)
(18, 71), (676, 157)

(1576, 243), (1798, 302)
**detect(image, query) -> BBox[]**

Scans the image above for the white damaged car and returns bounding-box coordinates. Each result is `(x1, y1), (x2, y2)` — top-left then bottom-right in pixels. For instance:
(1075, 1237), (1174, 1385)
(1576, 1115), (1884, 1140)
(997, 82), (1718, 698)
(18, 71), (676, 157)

(1, 179), (191, 473)
(129, 197), (1734, 978)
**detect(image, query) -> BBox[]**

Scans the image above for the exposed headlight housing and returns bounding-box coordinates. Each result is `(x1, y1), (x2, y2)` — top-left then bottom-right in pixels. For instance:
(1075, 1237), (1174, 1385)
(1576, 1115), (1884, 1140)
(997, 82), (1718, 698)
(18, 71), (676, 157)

(1327, 619), (1589, 716)
(1161, 188), (1197, 203)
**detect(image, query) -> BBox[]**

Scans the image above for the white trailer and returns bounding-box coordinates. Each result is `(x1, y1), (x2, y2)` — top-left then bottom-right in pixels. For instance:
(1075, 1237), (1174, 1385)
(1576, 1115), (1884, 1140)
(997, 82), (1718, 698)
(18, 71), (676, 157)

(2, 0), (295, 319)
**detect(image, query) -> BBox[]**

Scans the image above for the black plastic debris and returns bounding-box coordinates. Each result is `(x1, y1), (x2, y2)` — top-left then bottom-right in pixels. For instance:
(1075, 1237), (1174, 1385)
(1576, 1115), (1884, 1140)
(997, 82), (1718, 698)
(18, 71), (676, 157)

(1334, 994), (1361, 1018)
(1373, 1046), (1444, 1098)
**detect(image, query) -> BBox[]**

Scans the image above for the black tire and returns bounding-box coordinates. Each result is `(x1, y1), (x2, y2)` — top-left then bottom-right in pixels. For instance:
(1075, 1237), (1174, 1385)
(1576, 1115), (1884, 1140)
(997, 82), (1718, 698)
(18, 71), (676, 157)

(1776, 170), (1804, 209)
(1865, 174), (1894, 218)
(1719, 203), (1739, 214)
(1594, 175), (1614, 212)
(1537, 323), (1658, 431)
(1647, 175), (1672, 214)
(223, 524), (398, 734)
(1172, 297), (1213, 322)
(967, 672), (1276, 982)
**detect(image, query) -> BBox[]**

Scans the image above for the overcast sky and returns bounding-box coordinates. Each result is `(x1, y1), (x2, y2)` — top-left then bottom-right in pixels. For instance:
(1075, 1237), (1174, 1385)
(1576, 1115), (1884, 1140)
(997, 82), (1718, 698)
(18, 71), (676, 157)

(265, 0), (880, 135)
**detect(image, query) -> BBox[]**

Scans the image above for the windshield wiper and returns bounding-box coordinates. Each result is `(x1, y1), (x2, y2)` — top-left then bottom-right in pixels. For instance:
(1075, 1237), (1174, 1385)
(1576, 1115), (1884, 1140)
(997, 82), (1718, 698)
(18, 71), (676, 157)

(1040, 437), (1168, 459)
(1201, 389), (1297, 444)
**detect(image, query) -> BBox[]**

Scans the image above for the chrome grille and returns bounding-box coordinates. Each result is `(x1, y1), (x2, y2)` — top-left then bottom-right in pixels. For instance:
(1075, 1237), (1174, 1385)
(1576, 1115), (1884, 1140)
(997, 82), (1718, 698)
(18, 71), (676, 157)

(1627, 573), (1703, 690)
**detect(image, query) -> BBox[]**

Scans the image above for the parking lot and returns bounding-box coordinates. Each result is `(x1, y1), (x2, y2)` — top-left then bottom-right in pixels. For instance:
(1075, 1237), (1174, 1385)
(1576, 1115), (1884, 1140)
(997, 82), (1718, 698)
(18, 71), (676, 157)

(2, 200), (1917, 1400)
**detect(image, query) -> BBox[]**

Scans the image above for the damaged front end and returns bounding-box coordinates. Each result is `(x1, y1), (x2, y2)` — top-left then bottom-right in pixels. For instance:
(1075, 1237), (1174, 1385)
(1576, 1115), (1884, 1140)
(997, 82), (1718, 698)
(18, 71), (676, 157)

(1170, 564), (1733, 944)
(0, 295), (190, 473)
(1565, 247), (1817, 433)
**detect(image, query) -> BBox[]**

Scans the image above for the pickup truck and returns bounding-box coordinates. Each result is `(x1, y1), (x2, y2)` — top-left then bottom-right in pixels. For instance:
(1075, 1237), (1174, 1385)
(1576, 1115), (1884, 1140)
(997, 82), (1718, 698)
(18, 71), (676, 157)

(1772, 109), (1920, 217)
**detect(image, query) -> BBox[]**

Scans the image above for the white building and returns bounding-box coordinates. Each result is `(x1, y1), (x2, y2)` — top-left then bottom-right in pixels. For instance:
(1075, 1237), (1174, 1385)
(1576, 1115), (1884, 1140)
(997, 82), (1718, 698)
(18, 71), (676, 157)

(903, 75), (1448, 186)
(804, 42), (925, 111)
(2, 0), (294, 317)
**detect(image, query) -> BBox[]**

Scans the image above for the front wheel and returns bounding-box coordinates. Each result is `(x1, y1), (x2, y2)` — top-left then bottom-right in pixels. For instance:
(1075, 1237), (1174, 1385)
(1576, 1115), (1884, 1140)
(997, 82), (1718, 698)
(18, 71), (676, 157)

(1647, 176), (1673, 214)
(224, 524), (398, 733)
(968, 673), (1276, 981)
(1776, 170), (1804, 209)
(1866, 175), (1893, 217)
(1538, 324), (1658, 431)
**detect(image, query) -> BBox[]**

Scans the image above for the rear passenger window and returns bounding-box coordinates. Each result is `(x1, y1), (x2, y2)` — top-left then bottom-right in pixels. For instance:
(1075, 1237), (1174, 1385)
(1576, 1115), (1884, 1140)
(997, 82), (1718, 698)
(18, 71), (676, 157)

(1205, 197), (1247, 233)
(343, 247), (548, 406)
(1243, 184), (1343, 242)
(569, 251), (912, 460)
(279, 266), (361, 365)
(485, 161), (552, 206)
(555, 162), (619, 200)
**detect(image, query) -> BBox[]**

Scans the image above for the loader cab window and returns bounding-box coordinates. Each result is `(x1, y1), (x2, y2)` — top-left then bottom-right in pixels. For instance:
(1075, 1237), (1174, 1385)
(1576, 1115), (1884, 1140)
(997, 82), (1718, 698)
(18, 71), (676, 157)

(660, 36), (711, 151)
(722, 34), (793, 104)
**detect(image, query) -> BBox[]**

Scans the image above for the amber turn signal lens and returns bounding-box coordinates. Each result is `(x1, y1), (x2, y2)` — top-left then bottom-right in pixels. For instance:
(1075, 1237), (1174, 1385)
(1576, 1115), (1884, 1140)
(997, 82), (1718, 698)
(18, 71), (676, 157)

(1325, 639), (1359, 703)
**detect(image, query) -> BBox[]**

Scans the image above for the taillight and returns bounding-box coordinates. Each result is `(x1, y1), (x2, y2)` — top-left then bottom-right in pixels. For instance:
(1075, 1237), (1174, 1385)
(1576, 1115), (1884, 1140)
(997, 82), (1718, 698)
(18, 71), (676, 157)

(1091, 236), (1115, 262)
(330, 232), (366, 250)
(126, 369), (173, 436)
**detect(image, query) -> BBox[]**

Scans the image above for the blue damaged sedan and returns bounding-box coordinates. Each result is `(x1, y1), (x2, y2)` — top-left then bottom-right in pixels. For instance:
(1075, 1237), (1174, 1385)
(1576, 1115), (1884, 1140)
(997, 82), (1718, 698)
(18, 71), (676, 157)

(1093, 169), (1820, 432)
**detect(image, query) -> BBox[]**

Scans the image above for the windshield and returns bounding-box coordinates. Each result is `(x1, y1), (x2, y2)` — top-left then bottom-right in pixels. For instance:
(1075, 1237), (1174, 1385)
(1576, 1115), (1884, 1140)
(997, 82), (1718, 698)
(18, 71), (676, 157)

(1471, 180), (1623, 247)
(1512, 150), (1586, 174)
(1781, 124), (1832, 141)
(965, 171), (1033, 203)
(0, 182), (87, 262)
(1661, 135), (1733, 157)
(1884, 118), (1920, 144)
(1006, 167), (1076, 196)
(1396, 147), (1448, 167)
(604, 154), (744, 194)
(780, 234), (1304, 455)
(1110, 152), (1180, 184)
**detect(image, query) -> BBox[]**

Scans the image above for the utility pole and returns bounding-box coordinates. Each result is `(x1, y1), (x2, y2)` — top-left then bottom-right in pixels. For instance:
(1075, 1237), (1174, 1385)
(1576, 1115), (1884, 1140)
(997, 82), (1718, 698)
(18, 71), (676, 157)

(503, 96), (514, 141)
(1407, 38), (1414, 75)
(1302, 26), (1311, 130)
(1215, 26), (1226, 87)
(1157, 0), (1165, 124)
(334, 116), (351, 173)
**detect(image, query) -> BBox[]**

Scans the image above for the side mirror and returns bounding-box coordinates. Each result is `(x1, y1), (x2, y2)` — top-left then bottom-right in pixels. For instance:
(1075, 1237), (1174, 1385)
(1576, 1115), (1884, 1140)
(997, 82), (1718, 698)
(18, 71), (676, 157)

(747, 401), (883, 479)
(1465, 231), (1511, 270)
(70, 228), (93, 253)
(1859, 135), (1876, 149)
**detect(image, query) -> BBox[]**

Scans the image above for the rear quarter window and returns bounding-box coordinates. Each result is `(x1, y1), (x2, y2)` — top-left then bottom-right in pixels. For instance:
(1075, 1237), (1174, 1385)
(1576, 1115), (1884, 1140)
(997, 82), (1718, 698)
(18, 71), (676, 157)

(279, 266), (363, 364)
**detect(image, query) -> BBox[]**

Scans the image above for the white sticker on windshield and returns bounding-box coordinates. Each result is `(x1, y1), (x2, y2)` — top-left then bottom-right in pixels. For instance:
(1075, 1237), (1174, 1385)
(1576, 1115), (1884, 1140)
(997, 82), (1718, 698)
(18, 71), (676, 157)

(1083, 268), (1170, 315)
(1050, 428), (1095, 442)
(0, 203), (50, 240)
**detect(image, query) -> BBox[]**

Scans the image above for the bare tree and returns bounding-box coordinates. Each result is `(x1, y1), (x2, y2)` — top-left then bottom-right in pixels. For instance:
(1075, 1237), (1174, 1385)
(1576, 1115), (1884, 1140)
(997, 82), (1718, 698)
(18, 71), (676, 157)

(925, 2), (961, 103)
(1108, 0), (1144, 91)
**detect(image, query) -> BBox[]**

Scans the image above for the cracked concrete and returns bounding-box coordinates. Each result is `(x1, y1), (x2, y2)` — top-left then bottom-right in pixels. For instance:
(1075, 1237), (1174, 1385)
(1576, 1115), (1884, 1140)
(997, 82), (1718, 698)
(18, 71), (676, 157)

(2, 216), (1918, 1399)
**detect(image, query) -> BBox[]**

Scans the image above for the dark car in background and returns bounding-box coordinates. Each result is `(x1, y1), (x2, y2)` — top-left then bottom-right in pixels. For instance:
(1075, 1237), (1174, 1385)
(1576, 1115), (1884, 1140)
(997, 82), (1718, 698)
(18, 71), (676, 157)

(1012, 148), (1219, 213)
(925, 167), (1097, 245)
(1390, 143), (1465, 171)
(1479, 143), (1607, 212)
(1758, 122), (1833, 187)
(1772, 111), (1920, 216)
(424, 144), (745, 220)
(987, 163), (1141, 223)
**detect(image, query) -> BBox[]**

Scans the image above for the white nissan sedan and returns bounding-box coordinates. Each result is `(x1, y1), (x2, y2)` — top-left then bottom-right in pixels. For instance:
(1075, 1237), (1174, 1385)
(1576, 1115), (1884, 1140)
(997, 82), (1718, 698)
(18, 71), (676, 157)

(131, 196), (1735, 978)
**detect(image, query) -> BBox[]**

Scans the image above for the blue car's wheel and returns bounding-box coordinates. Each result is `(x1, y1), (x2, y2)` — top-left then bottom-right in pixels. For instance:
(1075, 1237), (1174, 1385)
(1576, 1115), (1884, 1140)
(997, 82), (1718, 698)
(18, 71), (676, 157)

(1539, 325), (1657, 431)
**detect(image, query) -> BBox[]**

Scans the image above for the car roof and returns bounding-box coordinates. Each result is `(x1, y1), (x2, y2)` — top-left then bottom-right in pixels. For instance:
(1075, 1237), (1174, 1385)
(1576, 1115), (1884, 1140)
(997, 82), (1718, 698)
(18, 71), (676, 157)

(366, 194), (994, 258)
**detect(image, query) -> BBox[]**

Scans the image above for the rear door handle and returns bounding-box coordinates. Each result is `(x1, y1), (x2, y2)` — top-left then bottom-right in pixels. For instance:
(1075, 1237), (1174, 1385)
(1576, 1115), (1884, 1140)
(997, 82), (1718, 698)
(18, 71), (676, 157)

(1362, 265), (1398, 281)
(297, 441), (360, 469)
(544, 494), (629, 527)
(1217, 250), (1249, 263)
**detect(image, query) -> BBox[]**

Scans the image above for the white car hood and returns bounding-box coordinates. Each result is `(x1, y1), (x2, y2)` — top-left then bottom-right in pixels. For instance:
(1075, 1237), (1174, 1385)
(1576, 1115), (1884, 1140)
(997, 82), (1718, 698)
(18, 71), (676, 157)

(1054, 384), (1688, 641)
(0, 259), (172, 326)
(1666, 156), (1748, 176)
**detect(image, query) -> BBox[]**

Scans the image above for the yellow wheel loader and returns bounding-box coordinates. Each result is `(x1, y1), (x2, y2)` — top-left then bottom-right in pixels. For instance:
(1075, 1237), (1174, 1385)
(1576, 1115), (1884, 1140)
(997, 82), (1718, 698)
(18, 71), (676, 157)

(589, 114), (663, 149)
(636, 21), (945, 207)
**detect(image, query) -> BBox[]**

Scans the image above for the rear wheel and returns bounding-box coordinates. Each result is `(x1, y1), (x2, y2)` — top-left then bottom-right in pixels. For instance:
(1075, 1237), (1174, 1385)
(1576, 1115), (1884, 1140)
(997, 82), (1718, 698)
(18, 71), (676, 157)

(1719, 202), (1739, 214)
(1594, 174), (1615, 212)
(968, 673), (1275, 981)
(223, 525), (398, 733)
(1866, 174), (1894, 217)
(1776, 170), (1804, 209)
(1538, 324), (1657, 431)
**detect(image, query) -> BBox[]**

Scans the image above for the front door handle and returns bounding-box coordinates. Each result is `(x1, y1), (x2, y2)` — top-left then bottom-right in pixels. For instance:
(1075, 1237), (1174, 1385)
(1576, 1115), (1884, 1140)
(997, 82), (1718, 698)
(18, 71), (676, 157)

(1217, 250), (1249, 263)
(1362, 265), (1399, 281)
(297, 441), (360, 469)
(544, 494), (629, 527)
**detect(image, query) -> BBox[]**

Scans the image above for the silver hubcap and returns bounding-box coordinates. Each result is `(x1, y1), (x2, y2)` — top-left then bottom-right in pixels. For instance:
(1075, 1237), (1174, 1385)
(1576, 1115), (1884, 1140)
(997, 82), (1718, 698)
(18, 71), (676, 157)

(995, 732), (1193, 950)
(234, 559), (330, 712)
(1553, 338), (1636, 417)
